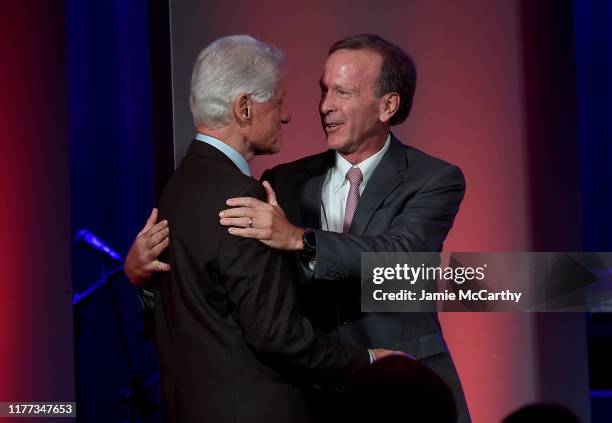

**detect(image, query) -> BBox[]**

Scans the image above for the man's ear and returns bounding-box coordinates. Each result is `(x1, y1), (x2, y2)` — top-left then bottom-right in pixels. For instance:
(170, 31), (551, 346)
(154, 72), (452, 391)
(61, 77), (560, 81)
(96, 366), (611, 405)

(379, 92), (400, 123)
(233, 93), (252, 124)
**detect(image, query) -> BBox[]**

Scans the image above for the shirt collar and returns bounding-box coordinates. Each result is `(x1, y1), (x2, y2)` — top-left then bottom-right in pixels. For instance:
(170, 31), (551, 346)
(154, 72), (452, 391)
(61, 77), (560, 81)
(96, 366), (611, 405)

(195, 133), (251, 177)
(331, 134), (391, 191)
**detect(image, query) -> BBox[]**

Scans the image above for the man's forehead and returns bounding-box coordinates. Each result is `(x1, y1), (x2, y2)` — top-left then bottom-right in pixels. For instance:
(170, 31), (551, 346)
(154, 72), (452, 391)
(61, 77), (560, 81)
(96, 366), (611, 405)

(323, 49), (381, 78)
(321, 50), (380, 88)
(274, 80), (285, 96)
(327, 48), (381, 64)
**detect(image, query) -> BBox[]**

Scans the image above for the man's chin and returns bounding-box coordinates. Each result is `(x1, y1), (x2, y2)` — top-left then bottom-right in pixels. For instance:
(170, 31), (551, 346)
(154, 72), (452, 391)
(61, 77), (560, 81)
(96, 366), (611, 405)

(253, 145), (281, 156)
(325, 134), (349, 152)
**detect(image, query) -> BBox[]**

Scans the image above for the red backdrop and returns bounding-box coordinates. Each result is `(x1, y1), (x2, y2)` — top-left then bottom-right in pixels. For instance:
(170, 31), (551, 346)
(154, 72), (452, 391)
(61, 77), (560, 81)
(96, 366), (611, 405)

(169, 1), (589, 421)
(0, 0), (74, 408)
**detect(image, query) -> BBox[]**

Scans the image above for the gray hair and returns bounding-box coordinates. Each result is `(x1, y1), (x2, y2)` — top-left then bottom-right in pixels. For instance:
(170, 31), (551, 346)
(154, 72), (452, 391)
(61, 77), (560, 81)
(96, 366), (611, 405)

(189, 35), (284, 128)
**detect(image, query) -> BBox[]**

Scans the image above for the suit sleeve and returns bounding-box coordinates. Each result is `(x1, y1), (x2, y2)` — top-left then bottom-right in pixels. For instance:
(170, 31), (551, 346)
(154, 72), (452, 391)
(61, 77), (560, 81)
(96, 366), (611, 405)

(313, 164), (466, 281)
(261, 168), (316, 280)
(217, 184), (369, 375)
(260, 169), (274, 186)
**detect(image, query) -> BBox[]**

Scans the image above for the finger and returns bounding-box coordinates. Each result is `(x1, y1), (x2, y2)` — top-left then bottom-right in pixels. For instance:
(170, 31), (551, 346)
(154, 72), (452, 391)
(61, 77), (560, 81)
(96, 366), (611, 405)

(152, 260), (171, 272)
(137, 208), (158, 236)
(151, 237), (170, 257)
(149, 219), (169, 236)
(225, 197), (265, 208)
(220, 217), (253, 228)
(262, 181), (278, 206)
(150, 226), (170, 246)
(227, 227), (266, 240)
(219, 206), (253, 218)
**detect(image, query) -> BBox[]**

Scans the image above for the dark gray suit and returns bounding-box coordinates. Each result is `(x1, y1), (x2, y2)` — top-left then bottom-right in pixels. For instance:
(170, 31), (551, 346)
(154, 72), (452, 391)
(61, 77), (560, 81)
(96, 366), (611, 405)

(261, 134), (471, 422)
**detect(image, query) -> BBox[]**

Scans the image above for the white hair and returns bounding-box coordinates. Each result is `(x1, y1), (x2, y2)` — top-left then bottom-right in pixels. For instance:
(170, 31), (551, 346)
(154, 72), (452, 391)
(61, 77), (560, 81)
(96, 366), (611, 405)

(189, 35), (284, 128)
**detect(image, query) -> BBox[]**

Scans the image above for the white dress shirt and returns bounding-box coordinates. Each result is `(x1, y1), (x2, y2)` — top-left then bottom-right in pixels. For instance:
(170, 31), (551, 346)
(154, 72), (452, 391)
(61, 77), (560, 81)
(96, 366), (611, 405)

(320, 134), (391, 233)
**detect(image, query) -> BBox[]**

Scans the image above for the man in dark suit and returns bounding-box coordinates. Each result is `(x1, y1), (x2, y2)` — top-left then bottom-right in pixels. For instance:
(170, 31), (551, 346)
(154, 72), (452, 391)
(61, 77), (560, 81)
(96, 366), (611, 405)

(127, 34), (470, 422)
(218, 34), (471, 422)
(147, 35), (401, 423)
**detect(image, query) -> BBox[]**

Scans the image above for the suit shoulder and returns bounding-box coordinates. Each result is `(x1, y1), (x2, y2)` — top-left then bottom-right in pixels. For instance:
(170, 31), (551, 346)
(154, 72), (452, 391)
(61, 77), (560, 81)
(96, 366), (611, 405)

(402, 144), (463, 177)
(169, 154), (266, 200)
(401, 143), (454, 169)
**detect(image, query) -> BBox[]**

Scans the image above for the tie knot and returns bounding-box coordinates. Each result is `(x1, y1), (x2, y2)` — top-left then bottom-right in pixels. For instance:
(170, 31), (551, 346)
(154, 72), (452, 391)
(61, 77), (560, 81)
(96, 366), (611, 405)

(346, 167), (363, 186)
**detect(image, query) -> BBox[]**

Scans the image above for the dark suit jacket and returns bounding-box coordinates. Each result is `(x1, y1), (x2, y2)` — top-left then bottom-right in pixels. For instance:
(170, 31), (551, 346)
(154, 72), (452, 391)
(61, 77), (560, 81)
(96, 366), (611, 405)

(261, 134), (471, 422)
(153, 140), (369, 423)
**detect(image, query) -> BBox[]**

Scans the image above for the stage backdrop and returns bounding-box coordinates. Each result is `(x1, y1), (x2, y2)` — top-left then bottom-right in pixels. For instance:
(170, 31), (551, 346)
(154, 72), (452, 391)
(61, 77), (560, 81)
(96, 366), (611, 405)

(0, 0), (75, 417)
(162, 0), (590, 421)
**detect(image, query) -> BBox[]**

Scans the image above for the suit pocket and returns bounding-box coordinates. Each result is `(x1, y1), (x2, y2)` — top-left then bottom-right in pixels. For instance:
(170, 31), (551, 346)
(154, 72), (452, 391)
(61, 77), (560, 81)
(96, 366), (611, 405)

(394, 332), (448, 360)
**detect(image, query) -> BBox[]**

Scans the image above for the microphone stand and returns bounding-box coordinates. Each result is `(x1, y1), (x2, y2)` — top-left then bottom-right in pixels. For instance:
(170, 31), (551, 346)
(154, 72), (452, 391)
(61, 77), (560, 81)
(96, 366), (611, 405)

(74, 230), (158, 423)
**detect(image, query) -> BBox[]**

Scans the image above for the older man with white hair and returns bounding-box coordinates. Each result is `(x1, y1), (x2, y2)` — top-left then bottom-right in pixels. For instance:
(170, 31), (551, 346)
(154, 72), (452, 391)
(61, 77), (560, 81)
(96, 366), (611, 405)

(148, 35), (398, 423)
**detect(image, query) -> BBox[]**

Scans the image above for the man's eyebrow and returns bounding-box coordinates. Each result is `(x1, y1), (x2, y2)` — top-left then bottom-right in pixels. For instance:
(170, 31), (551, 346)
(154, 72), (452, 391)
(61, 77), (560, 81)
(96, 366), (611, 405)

(319, 81), (357, 94)
(333, 83), (356, 92)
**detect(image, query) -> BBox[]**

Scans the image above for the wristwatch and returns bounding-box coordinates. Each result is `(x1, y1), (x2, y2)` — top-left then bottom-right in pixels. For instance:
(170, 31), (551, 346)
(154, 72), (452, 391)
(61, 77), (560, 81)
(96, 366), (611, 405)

(302, 228), (317, 256)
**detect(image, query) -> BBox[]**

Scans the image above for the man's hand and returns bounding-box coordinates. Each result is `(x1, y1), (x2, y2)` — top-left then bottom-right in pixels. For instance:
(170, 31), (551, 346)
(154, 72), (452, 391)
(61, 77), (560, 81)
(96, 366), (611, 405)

(219, 181), (305, 251)
(371, 349), (416, 362)
(124, 208), (171, 287)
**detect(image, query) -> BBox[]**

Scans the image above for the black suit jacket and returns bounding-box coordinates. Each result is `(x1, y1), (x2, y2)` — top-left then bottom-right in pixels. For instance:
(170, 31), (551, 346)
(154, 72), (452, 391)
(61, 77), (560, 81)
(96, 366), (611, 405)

(261, 134), (471, 422)
(153, 140), (369, 423)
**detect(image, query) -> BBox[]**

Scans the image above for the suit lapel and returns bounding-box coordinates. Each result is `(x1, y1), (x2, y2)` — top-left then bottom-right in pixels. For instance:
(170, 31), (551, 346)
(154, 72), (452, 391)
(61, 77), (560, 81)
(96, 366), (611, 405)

(349, 135), (407, 235)
(300, 150), (334, 229)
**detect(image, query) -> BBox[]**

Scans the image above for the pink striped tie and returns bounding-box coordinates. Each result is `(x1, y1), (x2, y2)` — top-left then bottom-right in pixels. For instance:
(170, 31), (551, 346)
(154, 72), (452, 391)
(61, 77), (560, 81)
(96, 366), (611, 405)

(343, 167), (363, 233)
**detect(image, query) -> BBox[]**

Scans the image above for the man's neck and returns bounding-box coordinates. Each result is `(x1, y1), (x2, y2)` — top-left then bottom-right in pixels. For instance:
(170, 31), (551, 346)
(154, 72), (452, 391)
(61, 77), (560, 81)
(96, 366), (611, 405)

(197, 124), (253, 161)
(339, 132), (389, 165)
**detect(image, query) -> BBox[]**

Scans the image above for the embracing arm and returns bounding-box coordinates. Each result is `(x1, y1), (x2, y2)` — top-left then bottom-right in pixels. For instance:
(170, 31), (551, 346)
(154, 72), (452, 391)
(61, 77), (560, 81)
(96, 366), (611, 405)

(218, 226), (369, 373)
(218, 185), (403, 372)
(313, 165), (465, 280)
(219, 164), (465, 282)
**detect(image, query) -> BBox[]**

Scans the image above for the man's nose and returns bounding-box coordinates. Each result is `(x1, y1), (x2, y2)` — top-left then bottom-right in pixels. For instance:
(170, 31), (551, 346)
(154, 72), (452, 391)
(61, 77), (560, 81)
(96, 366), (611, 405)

(281, 110), (291, 124)
(320, 92), (334, 114)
